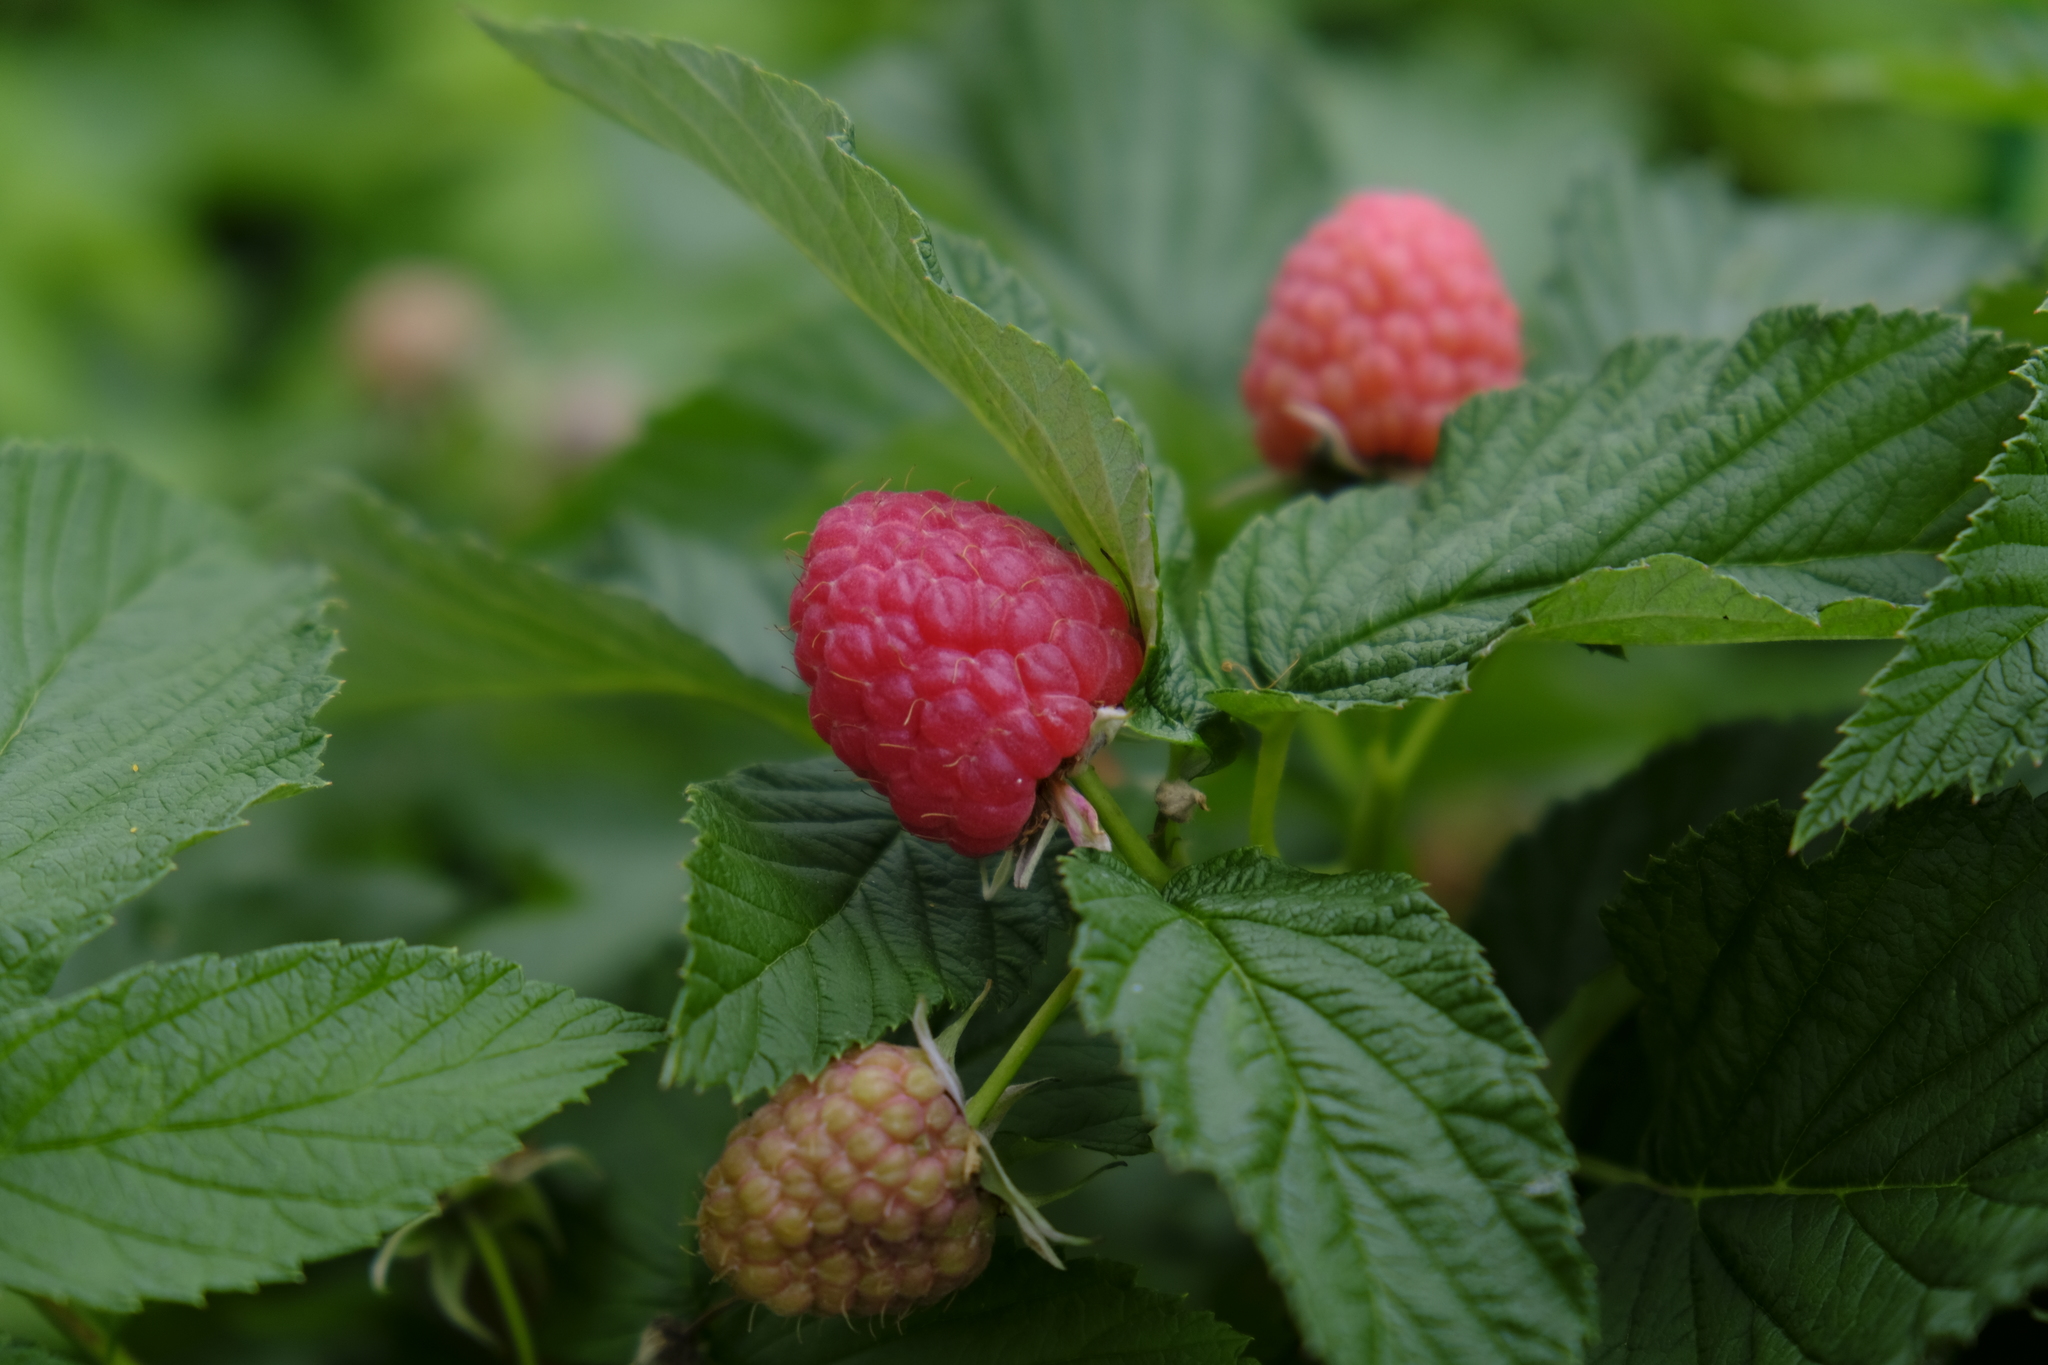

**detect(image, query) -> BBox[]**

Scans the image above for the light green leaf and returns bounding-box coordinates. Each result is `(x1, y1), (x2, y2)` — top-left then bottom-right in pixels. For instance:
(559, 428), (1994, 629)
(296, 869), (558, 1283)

(669, 758), (1067, 1099)
(0, 941), (661, 1311)
(704, 1245), (1247, 1363)
(1514, 552), (1937, 646)
(483, 19), (1159, 642)
(1587, 791), (2048, 1363)
(605, 517), (793, 688)
(1797, 350), (2048, 846)
(925, 224), (1103, 382)
(297, 483), (813, 738)
(1200, 308), (2028, 717)
(0, 444), (335, 1010)
(947, 0), (1331, 393)
(1064, 849), (1591, 1365)
(532, 303), (947, 553)
(0, 1342), (68, 1365)
(1535, 161), (2025, 374)
(1468, 718), (1841, 1034)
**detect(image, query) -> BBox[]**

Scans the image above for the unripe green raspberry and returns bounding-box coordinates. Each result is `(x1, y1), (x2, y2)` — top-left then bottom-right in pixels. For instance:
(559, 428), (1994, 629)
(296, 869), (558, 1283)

(697, 1041), (996, 1317)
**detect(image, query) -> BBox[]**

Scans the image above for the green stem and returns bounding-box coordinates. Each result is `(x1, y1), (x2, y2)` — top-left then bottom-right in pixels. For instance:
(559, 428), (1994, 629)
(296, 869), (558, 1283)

(1384, 694), (1457, 790)
(1538, 963), (1645, 1110)
(963, 966), (1082, 1128)
(1344, 697), (1457, 871)
(1149, 745), (1189, 863)
(30, 1296), (143, 1365)
(1070, 766), (1171, 888)
(462, 1209), (538, 1365)
(1247, 713), (1298, 858)
(1573, 1152), (1657, 1189)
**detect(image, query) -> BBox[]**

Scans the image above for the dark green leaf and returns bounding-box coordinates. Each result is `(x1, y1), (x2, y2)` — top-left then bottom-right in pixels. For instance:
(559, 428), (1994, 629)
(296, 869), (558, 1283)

(0, 941), (661, 1310)
(949, 0), (1330, 392)
(483, 19), (1160, 642)
(1797, 350), (2048, 846)
(985, 1009), (1150, 1157)
(955, 939), (1150, 1157)
(1201, 308), (2028, 717)
(1535, 161), (2025, 375)
(297, 483), (814, 738)
(1065, 849), (1591, 1365)
(669, 758), (1066, 1099)
(1469, 718), (1842, 1033)
(1588, 791), (2048, 1363)
(704, 1245), (1247, 1364)
(0, 444), (336, 1010)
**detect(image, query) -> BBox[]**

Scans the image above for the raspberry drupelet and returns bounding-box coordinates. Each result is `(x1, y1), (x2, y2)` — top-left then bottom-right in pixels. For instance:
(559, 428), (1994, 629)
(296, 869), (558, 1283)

(791, 490), (1144, 858)
(697, 1042), (996, 1317)
(1242, 190), (1522, 472)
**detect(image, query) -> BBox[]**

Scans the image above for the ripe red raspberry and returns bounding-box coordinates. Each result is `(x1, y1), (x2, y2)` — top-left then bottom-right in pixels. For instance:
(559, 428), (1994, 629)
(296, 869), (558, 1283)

(1242, 191), (1522, 471)
(697, 1042), (996, 1317)
(791, 490), (1143, 858)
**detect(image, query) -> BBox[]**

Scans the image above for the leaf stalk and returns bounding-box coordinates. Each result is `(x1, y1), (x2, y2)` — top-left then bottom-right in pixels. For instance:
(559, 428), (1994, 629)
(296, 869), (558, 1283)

(1248, 713), (1299, 858)
(1538, 962), (1645, 1112)
(462, 1207), (538, 1365)
(964, 966), (1083, 1130)
(1344, 696), (1457, 871)
(1069, 766), (1171, 888)
(30, 1295), (144, 1365)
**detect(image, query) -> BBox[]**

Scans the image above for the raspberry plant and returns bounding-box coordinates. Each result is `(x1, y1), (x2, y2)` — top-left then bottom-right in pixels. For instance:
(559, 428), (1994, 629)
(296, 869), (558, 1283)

(8, 3), (2048, 1365)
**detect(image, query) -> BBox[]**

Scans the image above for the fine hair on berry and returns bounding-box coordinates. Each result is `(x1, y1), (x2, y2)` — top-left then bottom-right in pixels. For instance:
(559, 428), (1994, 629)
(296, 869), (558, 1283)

(697, 1042), (996, 1317)
(791, 489), (1144, 857)
(1242, 190), (1522, 472)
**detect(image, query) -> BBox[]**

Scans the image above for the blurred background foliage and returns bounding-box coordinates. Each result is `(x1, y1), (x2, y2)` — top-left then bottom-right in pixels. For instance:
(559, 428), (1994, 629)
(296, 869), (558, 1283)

(4, 0), (2047, 1361)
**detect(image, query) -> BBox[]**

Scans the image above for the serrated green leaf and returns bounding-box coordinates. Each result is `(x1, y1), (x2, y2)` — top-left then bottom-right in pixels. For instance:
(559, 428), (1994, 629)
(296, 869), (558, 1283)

(0, 940), (660, 1311)
(670, 757), (1066, 1099)
(295, 482), (813, 738)
(1587, 792), (2048, 1364)
(704, 1245), (1246, 1364)
(1064, 848), (1591, 1365)
(1515, 552), (1937, 646)
(1797, 350), (2048, 846)
(482, 20), (1159, 643)
(1469, 718), (1842, 1034)
(1201, 308), (2028, 717)
(1535, 161), (2025, 375)
(0, 444), (335, 1010)
(948, 0), (1330, 393)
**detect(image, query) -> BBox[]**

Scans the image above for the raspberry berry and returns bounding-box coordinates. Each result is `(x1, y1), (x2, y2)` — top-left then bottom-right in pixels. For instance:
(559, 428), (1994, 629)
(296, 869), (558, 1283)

(791, 490), (1144, 858)
(697, 1042), (996, 1317)
(1242, 191), (1522, 471)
